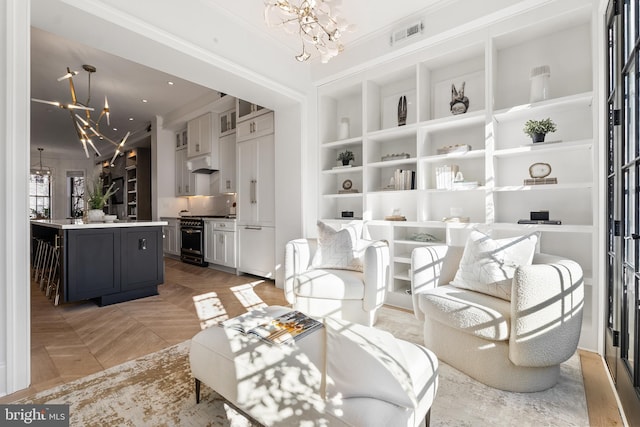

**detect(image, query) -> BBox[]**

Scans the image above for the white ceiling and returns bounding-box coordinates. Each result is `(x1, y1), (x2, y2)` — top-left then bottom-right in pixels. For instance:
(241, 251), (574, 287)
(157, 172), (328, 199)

(216, 0), (445, 55)
(30, 0), (444, 159)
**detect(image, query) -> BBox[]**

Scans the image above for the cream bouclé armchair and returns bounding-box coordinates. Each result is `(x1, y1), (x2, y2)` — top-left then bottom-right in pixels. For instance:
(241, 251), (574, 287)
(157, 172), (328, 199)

(284, 236), (390, 327)
(410, 243), (584, 392)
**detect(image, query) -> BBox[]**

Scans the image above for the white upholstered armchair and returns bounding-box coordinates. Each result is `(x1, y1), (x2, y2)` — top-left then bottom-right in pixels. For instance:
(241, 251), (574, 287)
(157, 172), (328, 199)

(410, 241), (584, 392)
(284, 234), (390, 327)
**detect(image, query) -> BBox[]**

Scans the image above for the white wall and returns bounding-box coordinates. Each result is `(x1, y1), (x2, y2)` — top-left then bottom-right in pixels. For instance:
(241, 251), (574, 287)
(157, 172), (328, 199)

(0, 0), (31, 396)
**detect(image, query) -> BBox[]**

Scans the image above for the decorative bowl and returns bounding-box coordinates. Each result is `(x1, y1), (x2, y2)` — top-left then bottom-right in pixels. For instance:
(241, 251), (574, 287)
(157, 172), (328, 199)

(104, 215), (117, 223)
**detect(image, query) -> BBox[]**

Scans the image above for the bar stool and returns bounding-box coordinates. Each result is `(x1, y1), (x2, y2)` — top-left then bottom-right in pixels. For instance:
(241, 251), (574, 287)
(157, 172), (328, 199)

(45, 243), (60, 304)
(32, 238), (46, 280)
(38, 242), (52, 292)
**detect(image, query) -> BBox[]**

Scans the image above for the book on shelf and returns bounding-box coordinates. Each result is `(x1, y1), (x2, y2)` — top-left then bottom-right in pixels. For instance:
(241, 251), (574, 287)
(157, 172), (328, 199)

(384, 215), (407, 221)
(435, 164), (459, 190)
(220, 310), (323, 345)
(436, 144), (471, 155)
(393, 169), (416, 190)
(524, 177), (558, 185)
(517, 219), (562, 225)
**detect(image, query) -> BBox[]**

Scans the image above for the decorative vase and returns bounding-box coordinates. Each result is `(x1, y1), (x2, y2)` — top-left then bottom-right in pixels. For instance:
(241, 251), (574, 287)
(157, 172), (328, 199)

(342, 158), (350, 166)
(398, 95), (407, 126)
(338, 117), (350, 140)
(87, 209), (105, 222)
(532, 133), (546, 143)
(529, 65), (551, 103)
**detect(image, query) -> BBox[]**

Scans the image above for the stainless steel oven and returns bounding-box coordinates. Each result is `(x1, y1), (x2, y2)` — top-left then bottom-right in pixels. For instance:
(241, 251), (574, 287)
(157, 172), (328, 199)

(180, 217), (208, 267)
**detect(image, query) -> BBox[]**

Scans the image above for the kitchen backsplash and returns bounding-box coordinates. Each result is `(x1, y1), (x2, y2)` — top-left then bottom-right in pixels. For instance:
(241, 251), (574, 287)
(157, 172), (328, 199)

(187, 194), (236, 216)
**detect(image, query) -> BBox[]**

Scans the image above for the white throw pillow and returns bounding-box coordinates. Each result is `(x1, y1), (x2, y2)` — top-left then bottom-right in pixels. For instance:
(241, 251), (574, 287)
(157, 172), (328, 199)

(311, 221), (364, 272)
(450, 230), (539, 301)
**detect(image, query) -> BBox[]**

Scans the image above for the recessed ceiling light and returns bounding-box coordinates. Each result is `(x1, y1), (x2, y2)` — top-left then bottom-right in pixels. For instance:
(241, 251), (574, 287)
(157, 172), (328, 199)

(113, 128), (118, 131)
(142, 99), (148, 103)
(129, 117), (134, 121)
(167, 81), (174, 85)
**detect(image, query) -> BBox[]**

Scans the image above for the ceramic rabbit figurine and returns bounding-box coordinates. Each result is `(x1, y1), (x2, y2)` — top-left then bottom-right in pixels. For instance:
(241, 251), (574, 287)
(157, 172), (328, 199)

(450, 82), (469, 115)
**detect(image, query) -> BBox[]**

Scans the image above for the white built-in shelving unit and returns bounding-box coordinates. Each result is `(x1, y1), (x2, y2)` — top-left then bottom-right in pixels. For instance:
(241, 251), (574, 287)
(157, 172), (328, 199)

(316, 2), (598, 350)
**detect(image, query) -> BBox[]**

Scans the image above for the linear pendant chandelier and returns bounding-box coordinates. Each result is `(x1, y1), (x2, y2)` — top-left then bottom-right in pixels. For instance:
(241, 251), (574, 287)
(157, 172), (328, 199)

(264, 0), (354, 63)
(32, 64), (130, 165)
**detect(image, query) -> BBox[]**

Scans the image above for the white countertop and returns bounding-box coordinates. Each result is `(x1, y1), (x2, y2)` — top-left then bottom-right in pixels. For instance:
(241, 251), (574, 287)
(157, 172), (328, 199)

(160, 216), (236, 222)
(31, 219), (168, 230)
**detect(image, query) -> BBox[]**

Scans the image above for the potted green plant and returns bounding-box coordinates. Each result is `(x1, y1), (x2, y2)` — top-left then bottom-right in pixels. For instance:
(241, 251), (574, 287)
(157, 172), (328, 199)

(523, 118), (557, 143)
(337, 149), (355, 166)
(86, 178), (118, 222)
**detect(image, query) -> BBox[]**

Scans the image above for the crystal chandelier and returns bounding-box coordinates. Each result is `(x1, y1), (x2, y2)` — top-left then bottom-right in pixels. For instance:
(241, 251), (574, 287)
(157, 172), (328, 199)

(32, 64), (130, 164)
(264, 0), (354, 63)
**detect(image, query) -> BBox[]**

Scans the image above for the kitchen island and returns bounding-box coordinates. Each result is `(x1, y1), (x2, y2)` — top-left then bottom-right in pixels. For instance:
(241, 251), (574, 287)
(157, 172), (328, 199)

(31, 219), (167, 306)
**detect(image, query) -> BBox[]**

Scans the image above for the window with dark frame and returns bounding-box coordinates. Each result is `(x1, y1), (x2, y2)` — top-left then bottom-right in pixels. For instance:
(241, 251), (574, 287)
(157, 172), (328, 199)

(29, 173), (51, 219)
(68, 173), (85, 218)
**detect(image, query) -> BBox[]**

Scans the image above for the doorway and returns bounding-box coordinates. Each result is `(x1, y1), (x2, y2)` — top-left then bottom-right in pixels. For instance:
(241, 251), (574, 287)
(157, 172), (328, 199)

(605, 0), (640, 423)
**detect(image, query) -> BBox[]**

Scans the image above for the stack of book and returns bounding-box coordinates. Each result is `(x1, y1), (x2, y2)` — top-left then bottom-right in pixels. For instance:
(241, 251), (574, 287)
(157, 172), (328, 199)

(435, 165), (459, 190)
(436, 144), (471, 155)
(393, 169), (416, 190)
(524, 177), (558, 185)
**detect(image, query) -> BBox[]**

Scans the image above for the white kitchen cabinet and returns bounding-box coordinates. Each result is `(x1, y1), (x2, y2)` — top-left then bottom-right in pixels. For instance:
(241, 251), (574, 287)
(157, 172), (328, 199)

(187, 112), (215, 158)
(237, 132), (275, 226)
(236, 98), (267, 123)
(237, 225), (274, 278)
(236, 111), (274, 142)
(175, 128), (188, 149)
(175, 146), (195, 196)
(162, 218), (180, 256)
(204, 219), (236, 268)
(217, 133), (236, 194)
(175, 146), (210, 196)
(316, 3), (597, 350)
(219, 108), (236, 137)
(204, 220), (215, 263)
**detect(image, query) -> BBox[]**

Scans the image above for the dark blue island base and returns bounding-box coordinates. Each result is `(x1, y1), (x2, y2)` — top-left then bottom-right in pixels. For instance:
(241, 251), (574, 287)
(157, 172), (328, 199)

(31, 220), (166, 306)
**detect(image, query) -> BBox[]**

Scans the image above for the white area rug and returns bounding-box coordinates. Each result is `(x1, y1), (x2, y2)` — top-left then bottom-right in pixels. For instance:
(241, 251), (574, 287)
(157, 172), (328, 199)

(16, 306), (589, 426)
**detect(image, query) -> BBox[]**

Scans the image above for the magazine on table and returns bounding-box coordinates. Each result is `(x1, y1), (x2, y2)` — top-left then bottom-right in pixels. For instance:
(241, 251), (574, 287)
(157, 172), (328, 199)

(220, 310), (323, 345)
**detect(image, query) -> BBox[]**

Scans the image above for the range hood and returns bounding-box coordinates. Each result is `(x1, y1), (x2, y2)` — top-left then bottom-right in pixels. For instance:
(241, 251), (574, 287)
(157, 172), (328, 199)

(187, 155), (218, 174)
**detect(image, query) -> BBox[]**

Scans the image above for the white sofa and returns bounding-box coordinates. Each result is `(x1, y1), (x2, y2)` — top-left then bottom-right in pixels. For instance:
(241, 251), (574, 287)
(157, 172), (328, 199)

(284, 237), (389, 326)
(410, 244), (584, 392)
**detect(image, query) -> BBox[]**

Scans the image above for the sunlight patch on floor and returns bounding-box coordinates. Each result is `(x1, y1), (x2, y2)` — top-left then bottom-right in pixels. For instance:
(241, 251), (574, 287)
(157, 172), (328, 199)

(231, 280), (268, 312)
(193, 291), (228, 329)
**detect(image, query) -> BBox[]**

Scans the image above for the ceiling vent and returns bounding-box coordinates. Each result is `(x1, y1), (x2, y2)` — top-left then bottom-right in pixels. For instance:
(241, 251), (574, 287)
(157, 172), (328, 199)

(390, 20), (424, 46)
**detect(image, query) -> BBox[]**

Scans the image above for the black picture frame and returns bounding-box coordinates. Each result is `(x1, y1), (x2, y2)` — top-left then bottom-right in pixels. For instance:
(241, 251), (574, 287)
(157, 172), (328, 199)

(111, 176), (124, 205)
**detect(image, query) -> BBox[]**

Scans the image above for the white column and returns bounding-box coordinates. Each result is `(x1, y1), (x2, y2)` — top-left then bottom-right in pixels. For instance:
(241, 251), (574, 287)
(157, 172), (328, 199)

(0, 0), (31, 396)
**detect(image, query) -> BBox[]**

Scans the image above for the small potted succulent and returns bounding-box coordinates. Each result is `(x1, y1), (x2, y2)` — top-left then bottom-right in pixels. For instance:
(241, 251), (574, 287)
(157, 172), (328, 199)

(337, 149), (355, 166)
(523, 118), (557, 143)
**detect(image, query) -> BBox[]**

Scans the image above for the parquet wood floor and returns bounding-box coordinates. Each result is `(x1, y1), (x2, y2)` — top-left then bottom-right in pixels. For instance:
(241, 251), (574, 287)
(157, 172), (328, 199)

(0, 258), (626, 426)
(2, 257), (287, 401)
